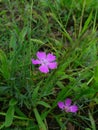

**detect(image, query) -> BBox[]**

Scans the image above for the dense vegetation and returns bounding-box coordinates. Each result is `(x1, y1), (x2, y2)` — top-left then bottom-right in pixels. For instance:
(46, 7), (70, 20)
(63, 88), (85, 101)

(0, 0), (98, 129)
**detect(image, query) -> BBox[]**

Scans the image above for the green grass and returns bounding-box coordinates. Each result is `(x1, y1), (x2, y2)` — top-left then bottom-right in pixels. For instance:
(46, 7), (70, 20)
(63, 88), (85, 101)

(0, 0), (98, 129)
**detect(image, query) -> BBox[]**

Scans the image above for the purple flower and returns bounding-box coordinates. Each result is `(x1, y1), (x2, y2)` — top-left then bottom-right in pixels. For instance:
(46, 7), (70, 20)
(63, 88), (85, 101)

(58, 98), (78, 113)
(32, 52), (57, 73)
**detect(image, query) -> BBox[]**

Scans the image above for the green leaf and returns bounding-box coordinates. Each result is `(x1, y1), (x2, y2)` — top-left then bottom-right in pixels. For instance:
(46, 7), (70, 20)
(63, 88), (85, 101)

(37, 101), (51, 108)
(32, 85), (40, 105)
(0, 123), (5, 129)
(33, 108), (47, 130)
(15, 106), (27, 118)
(4, 106), (15, 127)
(89, 111), (96, 130)
(94, 98), (98, 104)
(0, 49), (10, 79)
(56, 81), (65, 88)
(94, 66), (98, 84)
(50, 13), (72, 43)
(31, 38), (44, 45)
(79, 11), (92, 37)
(9, 98), (17, 106)
(4, 99), (17, 127)
(9, 33), (17, 51)
(85, 128), (91, 130)
(19, 26), (28, 44)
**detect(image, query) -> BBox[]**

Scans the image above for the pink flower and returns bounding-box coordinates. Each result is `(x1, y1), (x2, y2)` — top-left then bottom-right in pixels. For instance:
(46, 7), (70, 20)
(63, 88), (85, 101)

(32, 52), (57, 73)
(58, 98), (78, 113)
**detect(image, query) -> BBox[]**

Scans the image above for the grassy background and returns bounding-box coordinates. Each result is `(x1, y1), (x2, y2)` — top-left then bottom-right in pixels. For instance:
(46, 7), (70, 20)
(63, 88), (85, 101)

(0, 0), (98, 129)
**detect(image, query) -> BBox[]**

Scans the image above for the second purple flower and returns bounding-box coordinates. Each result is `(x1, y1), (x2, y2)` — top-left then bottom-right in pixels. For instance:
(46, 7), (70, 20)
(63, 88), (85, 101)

(58, 98), (78, 113)
(32, 51), (57, 73)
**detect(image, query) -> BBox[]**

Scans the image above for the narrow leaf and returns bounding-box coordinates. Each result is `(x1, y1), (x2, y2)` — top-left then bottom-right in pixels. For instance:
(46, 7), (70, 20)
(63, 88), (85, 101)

(33, 108), (47, 130)
(89, 111), (96, 130)
(37, 101), (51, 108)
(80, 11), (92, 36)
(4, 106), (15, 127)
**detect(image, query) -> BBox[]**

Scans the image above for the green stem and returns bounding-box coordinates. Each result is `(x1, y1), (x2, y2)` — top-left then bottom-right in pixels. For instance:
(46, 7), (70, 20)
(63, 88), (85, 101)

(33, 107), (47, 130)
(79, 0), (86, 37)
(0, 112), (31, 120)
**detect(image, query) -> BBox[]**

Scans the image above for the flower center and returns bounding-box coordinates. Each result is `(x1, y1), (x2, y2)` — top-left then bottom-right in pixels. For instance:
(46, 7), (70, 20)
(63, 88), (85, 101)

(41, 59), (49, 65)
(64, 106), (70, 112)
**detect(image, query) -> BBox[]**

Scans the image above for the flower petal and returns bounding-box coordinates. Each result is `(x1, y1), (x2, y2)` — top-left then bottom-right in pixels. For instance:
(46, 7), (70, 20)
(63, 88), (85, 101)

(69, 105), (78, 113)
(47, 53), (56, 62)
(32, 59), (41, 65)
(37, 52), (46, 60)
(39, 65), (49, 73)
(65, 98), (72, 106)
(48, 62), (57, 69)
(58, 102), (65, 109)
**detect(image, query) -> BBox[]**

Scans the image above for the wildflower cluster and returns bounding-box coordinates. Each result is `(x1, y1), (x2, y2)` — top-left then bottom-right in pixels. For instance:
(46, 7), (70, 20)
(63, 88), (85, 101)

(32, 51), (78, 113)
